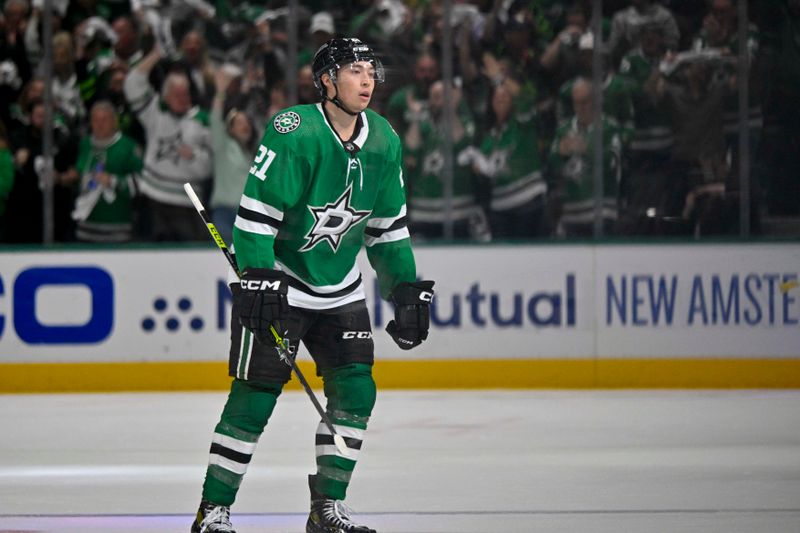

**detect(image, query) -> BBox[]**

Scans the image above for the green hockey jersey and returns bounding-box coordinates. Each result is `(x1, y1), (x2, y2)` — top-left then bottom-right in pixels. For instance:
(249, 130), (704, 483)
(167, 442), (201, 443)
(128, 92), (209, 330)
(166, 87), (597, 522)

(233, 103), (417, 310)
(405, 113), (480, 224)
(619, 50), (674, 153)
(72, 132), (143, 242)
(477, 105), (547, 212)
(548, 116), (622, 225)
(556, 74), (635, 145)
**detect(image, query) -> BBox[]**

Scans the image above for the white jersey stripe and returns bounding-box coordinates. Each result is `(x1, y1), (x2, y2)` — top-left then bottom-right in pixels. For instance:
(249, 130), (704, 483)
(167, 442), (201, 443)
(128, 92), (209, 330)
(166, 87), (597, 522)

(234, 215), (276, 236)
(236, 326), (254, 380)
(364, 227), (410, 247)
(276, 261), (361, 295)
(366, 204), (407, 229)
(239, 194), (284, 221)
(288, 284), (366, 310)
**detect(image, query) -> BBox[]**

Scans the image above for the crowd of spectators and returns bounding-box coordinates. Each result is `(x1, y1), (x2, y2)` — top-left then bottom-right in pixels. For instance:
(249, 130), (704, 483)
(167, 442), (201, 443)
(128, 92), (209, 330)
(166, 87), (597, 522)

(0, 0), (797, 244)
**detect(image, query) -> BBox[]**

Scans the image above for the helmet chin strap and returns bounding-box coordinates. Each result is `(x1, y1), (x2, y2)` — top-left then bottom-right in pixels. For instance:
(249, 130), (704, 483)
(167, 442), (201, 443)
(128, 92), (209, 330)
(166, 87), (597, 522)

(325, 82), (360, 116)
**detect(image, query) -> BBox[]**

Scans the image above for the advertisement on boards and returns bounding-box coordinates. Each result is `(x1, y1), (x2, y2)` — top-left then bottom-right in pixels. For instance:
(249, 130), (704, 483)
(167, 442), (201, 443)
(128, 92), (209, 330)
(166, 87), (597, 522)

(0, 244), (797, 364)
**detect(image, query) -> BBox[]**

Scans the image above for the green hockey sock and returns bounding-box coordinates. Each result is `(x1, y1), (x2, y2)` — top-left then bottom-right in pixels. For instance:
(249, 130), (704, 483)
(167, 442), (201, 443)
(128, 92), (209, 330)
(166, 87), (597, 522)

(202, 379), (283, 506)
(313, 363), (376, 500)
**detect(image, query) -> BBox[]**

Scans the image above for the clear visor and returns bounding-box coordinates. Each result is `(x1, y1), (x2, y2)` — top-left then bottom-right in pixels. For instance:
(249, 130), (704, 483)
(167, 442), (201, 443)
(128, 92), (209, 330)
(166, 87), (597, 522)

(339, 59), (385, 83)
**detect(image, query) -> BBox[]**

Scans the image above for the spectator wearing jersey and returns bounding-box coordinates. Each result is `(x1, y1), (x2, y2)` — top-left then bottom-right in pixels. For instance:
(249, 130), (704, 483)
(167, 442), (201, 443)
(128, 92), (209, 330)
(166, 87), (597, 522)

(480, 5), (544, 92)
(617, 22), (680, 234)
(44, 31), (85, 130)
(97, 60), (146, 147)
(221, 16), (285, 140)
(692, 0), (762, 201)
(70, 101), (143, 243)
(473, 80), (549, 239)
(209, 66), (256, 245)
(74, 16), (117, 105)
(385, 52), (439, 140)
(124, 43), (212, 241)
(22, 0), (67, 67)
(78, 15), (144, 107)
(349, 3), (419, 112)
(0, 0), (33, 126)
(608, 0), (680, 68)
(111, 15), (144, 67)
(150, 30), (216, 110)
(540, 2), (591, 88)
(6, 76), (43, 133)
(548, 79), (623, 237)
(4, 98), (78, 243)
(555, 32), (635, 145)
(404, 79), (486, 241)
(647, 52), (737, 234)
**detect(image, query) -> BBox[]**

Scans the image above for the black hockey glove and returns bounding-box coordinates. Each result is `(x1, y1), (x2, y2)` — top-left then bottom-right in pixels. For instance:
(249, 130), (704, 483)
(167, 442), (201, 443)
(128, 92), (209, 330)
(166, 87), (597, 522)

(386, 280), (435, 350)
(235, 268), (290, 346)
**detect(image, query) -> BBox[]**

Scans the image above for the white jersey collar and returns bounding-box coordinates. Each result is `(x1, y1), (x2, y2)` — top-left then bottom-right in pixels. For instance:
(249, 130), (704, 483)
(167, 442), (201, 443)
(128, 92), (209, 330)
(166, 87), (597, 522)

(315, 103), (370, 152)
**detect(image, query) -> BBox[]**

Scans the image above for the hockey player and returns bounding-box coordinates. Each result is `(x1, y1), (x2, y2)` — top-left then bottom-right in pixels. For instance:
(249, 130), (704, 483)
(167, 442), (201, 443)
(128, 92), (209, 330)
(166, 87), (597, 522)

(191, 38), (435, 533)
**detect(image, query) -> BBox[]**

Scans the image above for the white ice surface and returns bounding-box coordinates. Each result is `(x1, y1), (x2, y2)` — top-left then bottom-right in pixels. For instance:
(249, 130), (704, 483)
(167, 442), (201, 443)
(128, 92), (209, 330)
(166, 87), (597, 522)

(1, 390), (799, 532)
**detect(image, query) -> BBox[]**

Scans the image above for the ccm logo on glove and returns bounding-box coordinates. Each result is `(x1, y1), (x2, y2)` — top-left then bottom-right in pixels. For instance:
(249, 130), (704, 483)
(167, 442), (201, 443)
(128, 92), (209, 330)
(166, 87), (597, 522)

(234, 268), (290, 347)
(386, 280), (435, 350)
(241, 279), (282, 291)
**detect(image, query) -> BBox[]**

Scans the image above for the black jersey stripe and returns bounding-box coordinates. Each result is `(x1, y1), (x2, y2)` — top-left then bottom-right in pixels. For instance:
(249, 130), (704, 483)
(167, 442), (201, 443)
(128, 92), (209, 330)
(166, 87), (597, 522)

(237, 205), (284, 229)
(364, 216), (408, 238)
(315, 434), (363, 450)
(287, 274), (363, 299)
(210, 443), (253, 464)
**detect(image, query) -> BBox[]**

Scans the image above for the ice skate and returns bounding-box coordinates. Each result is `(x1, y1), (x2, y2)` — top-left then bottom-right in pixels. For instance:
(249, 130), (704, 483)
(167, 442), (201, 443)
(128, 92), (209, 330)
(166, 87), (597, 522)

(190, 500), (236, 533)
(306, 475), (376, 533)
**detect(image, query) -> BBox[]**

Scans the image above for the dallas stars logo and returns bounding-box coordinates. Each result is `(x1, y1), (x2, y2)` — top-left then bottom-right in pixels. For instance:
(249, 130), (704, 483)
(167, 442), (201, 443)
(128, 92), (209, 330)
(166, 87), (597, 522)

(274, 111), (301, 134)
(155, 131), (183, 164)
(300, 186), (370, 253)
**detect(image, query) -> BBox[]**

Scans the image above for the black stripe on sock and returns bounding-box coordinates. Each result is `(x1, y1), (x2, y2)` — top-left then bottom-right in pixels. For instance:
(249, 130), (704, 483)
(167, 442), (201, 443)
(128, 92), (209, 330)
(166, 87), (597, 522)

(315, 434), (363, 450)
(210, 443), (253, 464)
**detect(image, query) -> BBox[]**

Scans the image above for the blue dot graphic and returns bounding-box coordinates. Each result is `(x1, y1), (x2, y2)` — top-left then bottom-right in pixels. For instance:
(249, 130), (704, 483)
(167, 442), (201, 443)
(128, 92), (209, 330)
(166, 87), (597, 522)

(142, 318), (155, 331)
(178, 298), (192, 311)
(154, 298), (167, 312)
(190, 317), (204, 331)
(166, 317), (180, 331)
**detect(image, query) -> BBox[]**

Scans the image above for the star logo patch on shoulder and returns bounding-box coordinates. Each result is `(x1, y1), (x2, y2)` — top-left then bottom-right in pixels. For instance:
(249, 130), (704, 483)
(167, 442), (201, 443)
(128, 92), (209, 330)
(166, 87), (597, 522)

(300, 186), (371, 253)
(274, 111), (301, 134)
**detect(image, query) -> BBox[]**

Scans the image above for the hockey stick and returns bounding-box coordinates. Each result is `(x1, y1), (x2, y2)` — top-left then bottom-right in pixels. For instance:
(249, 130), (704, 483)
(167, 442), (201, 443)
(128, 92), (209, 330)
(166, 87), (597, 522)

(183, 183), (349, 456)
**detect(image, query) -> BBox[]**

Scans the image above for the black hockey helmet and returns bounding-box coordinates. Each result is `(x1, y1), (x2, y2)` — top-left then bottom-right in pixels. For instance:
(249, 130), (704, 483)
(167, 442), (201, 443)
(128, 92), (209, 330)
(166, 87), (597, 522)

(312, 37), (385, 97)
